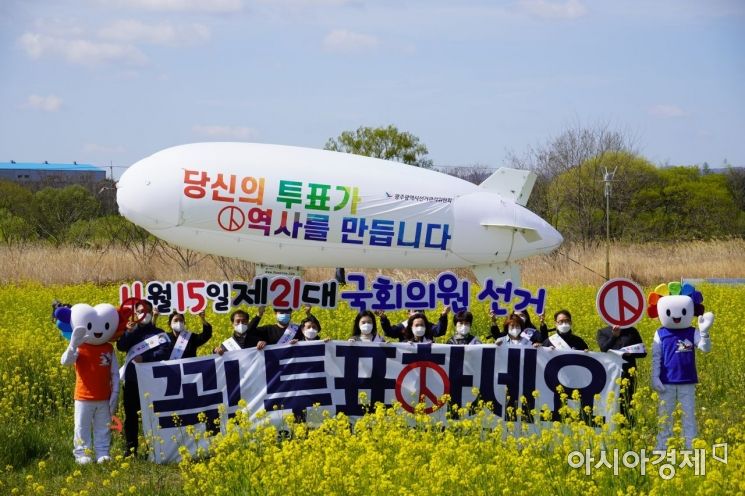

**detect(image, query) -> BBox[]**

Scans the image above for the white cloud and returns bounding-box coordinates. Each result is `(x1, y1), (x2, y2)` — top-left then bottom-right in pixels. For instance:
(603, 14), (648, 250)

(31, 18), (85, 38)
(649, 104), (688, 118)
(322, 29), (379, 53)
(19, 32), (148, 66)
(518, 0), (588, 19)
(96, 0), (243, 12)
(98, 19), (211, 46)
(83, 143), (127, 155)
(24, 94), (63, 112)
(192, 125), (258, 140)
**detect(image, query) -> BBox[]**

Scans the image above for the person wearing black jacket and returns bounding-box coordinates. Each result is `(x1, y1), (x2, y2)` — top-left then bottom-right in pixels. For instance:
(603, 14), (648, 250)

(214, 310), (258, 354)
(253, 306), (309, 350)
(540, 309), (589, 350)
(379, 307), (449, 342)
(166, 311), (213, 359)
(597, 324), (647, 424)
(116, 301), (170, 456)
(290, 315), (326, 343)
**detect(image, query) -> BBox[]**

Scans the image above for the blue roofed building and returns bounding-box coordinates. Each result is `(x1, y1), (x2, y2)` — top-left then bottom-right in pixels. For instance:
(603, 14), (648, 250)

(0, 161), (107, 190)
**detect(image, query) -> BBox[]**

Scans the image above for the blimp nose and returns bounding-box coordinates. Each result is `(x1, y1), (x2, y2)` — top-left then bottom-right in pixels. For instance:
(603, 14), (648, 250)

(116, 158), (181, 230)
(510, 205), (563, 258)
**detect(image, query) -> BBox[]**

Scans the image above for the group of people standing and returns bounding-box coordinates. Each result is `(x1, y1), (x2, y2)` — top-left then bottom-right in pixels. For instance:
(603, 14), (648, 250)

(117, 301), (646, 455)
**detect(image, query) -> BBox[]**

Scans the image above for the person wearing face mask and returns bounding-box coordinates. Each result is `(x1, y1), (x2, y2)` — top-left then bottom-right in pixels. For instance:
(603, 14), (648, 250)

(116, 300), (170, 457)
(213, 310), (255, 355)
(446, 310), (482, 345)
(253, 306), (309, 350)
(540, 309), (589, 351)
(290, 315), (328, 343)
(166, 311), (213, 360)
(349, 311), (386, 342)
(495, 314), (535, 347)
(401, 313), (434, 344)
(379, 307), (450, 341)
(490, 310), (541, 343)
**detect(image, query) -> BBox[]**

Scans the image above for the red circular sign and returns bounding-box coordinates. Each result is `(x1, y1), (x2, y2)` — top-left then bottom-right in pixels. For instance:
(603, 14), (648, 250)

(395, 361), (450, 414)
(217, 206), (245, 232)
(596, 278), (645, 327)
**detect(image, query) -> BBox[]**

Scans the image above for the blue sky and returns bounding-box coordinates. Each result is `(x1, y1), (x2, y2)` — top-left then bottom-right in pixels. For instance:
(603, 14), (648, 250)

(1, 0), (743, 178)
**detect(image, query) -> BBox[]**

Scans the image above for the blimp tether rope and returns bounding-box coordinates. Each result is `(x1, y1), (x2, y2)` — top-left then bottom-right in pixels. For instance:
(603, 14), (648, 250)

(556, 250), (609, 282)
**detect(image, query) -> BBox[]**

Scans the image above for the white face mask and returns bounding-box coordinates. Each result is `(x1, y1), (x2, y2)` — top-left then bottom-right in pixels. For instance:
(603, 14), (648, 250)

(138, 312), (152, 325)
(557, 323), (571, 334)
(412, 326), (426, 337)
(234, 323), (248, 335)
(508, 327), (521, 338)
(171, 322), (184, 333)
(303, 328), (318, 340)
(359, 323), (373, 335)
(456, 324), (470, 335)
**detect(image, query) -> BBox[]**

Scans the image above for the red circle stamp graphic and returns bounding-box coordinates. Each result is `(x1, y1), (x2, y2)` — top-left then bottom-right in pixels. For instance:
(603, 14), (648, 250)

(217, 206), (245, 232)
(395, 361), (451, 414)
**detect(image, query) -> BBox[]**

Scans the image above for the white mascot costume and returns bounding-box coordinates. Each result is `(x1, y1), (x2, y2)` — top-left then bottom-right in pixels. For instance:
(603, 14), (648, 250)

(60, 304), (121, 464)
(648, 282), (713, 450)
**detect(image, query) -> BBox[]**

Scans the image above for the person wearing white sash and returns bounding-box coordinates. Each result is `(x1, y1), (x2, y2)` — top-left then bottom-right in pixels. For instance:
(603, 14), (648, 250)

(116, 300), (170, 456)
(597, 324), (647, 424)
(254, 306), (308, 350)
(166, 311), (213, 360)
(348, 311), (387, 343)
(491, 309), (541, 343)
(214, 310), (256, 355)
(540, 309), (589, 351)
(496, 314), (535, 347)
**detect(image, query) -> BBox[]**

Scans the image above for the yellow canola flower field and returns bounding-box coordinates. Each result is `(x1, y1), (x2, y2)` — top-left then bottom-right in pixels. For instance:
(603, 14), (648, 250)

(0, 282), (743, 495)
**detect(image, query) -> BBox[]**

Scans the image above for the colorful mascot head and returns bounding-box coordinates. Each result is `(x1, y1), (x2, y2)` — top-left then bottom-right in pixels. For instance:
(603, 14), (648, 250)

(70, 304), (120, 345)
(54, 300), (140, 343)
(647, 281), (705, 329)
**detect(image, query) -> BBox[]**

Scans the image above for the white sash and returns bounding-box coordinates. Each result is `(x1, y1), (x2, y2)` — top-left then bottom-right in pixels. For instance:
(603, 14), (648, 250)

(609, 343), (647, 356)
(277, 325), (298, 345)
(119, 332), (169, 380)
(549, 333), (571, 350)
(221, 337), (242, 352)
(169, 331), (192, 360)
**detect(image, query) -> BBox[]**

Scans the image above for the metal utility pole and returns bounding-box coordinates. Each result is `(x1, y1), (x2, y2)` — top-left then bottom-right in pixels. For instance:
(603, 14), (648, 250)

(603, 167), (617, 280)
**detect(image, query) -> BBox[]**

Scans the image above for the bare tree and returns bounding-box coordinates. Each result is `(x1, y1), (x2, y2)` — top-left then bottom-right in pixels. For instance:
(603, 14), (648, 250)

(155, 242), (210, 274)
(505, 122), (638, 245)
(210, 255), (256, 281)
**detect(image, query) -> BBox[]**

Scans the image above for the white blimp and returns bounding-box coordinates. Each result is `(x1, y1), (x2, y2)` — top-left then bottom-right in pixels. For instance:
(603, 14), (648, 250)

(116, 143), (562, 284)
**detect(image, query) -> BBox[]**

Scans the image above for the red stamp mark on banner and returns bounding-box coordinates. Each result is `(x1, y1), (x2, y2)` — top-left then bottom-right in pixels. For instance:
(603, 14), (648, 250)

(217, 206), (245, 232)
(395, 361), (450, 414)
(596, 278), (645, 327)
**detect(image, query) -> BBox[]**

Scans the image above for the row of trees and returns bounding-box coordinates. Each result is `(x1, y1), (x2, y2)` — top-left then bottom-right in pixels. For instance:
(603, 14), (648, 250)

(2, 124), (743, 252)
(327, 124), (745, 243)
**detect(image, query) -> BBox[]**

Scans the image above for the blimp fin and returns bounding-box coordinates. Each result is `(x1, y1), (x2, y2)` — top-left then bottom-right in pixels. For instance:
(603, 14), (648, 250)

(479, 168), (536, 206)
(480, 223), (543, 243)
(471, 263), (521, 287)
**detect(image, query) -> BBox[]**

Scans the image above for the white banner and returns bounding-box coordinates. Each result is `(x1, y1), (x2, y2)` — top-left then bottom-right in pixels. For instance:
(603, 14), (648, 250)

(136, 342), (624, 463)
